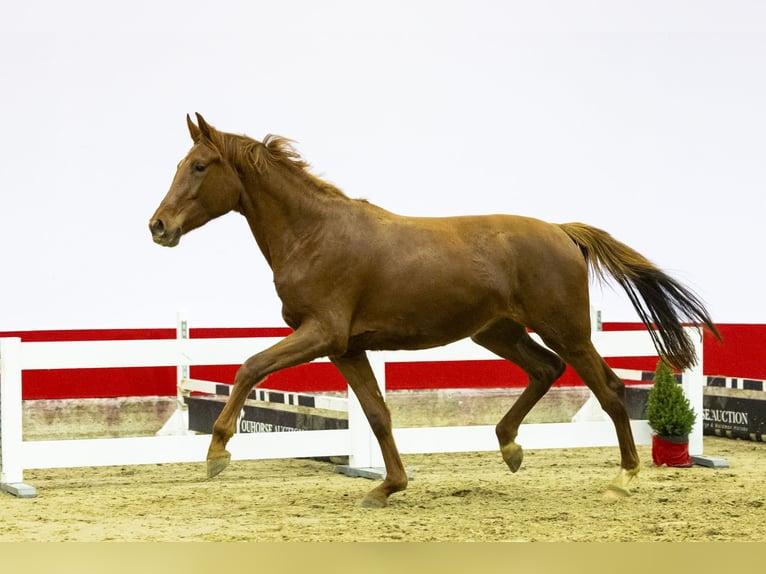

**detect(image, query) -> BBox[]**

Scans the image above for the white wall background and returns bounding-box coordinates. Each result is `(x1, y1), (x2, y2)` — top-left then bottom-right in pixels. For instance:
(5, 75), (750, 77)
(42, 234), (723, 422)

(1, 1), (763, 331)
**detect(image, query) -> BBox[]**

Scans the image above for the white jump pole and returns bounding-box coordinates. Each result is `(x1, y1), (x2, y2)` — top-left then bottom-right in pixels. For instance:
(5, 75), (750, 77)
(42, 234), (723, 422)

(336, 353), (386, 478)
(156, 310), (193, 436)
(0, 337), (36, 497)
(683, 329), (705, 456)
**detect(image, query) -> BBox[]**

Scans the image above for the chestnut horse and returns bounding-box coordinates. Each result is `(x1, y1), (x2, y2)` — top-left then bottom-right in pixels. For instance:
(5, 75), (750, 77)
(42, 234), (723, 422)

(150, 114), (719, 507)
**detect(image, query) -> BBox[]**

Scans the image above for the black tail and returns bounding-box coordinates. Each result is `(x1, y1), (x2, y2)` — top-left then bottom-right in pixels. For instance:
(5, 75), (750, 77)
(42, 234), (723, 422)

(559, 222), (721, 371)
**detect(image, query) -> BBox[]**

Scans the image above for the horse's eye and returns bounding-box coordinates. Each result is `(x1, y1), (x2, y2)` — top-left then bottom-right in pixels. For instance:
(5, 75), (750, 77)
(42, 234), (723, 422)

(194, 163), (206, 172)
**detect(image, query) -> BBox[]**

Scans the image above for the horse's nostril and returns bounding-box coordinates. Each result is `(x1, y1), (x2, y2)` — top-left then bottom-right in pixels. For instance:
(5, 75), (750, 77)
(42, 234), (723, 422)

(150, 219), (165, 235)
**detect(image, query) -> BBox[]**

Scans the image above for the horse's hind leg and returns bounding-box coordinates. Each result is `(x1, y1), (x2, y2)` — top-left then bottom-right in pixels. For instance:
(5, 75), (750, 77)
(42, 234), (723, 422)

(472, 320), (566, 473)
(546, 338), (640, 497)
(330, 352), (408, 508)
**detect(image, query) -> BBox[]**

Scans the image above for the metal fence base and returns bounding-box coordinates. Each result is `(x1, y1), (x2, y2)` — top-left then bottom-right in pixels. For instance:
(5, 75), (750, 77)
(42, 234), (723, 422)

(1, 482), (37, 498)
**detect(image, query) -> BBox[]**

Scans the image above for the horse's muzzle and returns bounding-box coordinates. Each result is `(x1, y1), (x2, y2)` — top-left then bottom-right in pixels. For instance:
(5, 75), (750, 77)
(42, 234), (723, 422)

(149, 218), (181, 247)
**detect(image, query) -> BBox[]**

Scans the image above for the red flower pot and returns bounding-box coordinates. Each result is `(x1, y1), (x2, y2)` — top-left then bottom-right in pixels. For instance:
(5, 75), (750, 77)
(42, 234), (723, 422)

(652, 434), (693, 467)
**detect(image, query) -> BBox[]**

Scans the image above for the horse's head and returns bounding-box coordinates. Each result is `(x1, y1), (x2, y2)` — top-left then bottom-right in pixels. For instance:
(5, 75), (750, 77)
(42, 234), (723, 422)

(149, 113), (245, 247)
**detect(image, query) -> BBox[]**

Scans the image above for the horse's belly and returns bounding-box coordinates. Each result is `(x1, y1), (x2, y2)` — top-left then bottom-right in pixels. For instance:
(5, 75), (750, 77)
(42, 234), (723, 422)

(347, 297), (500, 353)
(346, 329), (469, 353)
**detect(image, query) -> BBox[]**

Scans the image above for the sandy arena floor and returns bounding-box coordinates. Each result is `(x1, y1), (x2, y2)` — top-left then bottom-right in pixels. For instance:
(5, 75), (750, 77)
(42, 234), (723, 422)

(1, 436), (763, 542)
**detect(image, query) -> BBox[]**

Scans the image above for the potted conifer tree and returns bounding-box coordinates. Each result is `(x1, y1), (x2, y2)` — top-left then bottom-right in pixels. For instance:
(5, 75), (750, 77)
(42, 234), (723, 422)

(645, 360), (695, 467)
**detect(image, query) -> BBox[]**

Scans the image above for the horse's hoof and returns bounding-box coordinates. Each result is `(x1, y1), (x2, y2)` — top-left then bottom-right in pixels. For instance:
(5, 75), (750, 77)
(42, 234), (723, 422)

(206, 451), (231, 478)
(361, 490), (389, 509)
(603, 466), (638, 499)
(361, 496), (388, 509)
(500, 442), (524, 473)
(603, 484), (631, 500)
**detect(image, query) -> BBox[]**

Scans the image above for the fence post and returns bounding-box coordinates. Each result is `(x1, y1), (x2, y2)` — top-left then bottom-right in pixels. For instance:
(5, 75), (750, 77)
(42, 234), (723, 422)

(570, 309), (610, 423)
(156, 311), (192, 436)
(341, 352), (385, 476)
(684, 327), (705, 456)
(0, 337), (37, 497)
(177, 310), (189, 394)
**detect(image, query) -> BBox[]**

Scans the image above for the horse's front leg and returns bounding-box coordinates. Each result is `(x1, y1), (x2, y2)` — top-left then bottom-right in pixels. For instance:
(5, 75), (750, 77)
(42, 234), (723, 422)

(330, 352), (408, 508)
(207, 322), (340, 478)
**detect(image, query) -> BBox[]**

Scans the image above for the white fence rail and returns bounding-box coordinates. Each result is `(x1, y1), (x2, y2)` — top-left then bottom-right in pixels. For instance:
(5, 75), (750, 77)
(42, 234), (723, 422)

(0, 327), (704, 497)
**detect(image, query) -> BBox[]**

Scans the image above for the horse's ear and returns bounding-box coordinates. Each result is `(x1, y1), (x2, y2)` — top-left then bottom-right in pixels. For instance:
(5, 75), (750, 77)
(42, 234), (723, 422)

(195, 113), (213, 141)
(187, 114), (201, 143)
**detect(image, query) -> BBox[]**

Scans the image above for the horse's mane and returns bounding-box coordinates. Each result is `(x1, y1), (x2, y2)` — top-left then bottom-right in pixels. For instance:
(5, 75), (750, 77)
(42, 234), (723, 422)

(206, 128), (348, 199)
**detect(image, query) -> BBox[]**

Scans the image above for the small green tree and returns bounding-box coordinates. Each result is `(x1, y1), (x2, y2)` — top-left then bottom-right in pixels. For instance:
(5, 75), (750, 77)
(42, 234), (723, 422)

(646, 360), (696, 438)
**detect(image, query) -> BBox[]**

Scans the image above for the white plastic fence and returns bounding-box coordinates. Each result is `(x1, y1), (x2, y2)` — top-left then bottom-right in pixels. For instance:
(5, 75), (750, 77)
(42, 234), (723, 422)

(0, 326), (703, 496)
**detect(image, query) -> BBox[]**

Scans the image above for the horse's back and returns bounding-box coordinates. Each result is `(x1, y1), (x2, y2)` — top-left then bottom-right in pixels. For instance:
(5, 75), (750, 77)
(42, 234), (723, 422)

(368, 210), (586, 283)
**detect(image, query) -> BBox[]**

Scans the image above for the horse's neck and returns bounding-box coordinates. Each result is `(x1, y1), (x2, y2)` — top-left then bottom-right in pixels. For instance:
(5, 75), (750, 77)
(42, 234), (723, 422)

(239, 164), (334, 268)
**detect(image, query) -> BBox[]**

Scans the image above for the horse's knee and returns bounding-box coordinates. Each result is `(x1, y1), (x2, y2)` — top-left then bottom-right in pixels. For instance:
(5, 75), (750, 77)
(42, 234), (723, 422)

(234, 360), (260, 386)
